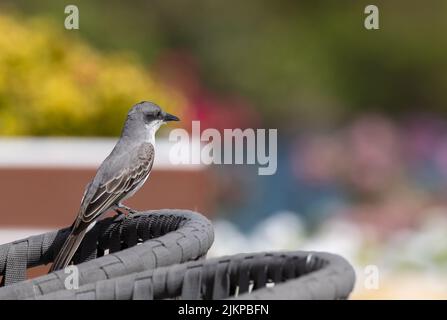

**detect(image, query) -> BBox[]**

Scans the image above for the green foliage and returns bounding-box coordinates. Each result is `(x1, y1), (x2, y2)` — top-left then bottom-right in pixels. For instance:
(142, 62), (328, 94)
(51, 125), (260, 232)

(2, 0), (447, 128)
(0, 14), (185, 136)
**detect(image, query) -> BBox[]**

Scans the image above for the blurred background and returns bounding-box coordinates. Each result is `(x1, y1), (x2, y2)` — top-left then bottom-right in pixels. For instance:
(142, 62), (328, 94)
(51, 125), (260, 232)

(1, 0), (447, 298)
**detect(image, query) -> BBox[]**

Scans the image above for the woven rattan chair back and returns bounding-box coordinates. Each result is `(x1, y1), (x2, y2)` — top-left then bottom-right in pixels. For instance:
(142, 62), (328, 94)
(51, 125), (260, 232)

(0, 209), (214, 299)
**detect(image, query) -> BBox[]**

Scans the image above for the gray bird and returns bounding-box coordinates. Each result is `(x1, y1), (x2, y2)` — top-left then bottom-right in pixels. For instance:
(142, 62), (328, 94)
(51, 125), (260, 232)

(49, 101), (179, 272)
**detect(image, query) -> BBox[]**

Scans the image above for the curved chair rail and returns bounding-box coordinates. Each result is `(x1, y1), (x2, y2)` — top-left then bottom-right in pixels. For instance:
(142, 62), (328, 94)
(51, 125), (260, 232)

(0, 209), (214, 299)
(33, 251), (356, 300)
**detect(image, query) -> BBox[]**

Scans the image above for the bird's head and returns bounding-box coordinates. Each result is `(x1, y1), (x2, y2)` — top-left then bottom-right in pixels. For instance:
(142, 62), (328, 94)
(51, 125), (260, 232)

(127, 101), (179, 131)
(130, 101), (179, 123)
(124, 101), (180, 141)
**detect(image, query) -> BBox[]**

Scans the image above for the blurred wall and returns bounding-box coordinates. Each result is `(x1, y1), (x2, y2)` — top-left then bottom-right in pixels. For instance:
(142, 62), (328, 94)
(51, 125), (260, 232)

(0, 138), (218, 229)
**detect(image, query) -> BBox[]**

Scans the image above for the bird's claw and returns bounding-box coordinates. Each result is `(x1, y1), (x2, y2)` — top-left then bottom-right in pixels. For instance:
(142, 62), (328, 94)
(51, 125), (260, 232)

(124, 210), (138, 219)
(114, 209), (125, 217)
(115, 205), (138, 219)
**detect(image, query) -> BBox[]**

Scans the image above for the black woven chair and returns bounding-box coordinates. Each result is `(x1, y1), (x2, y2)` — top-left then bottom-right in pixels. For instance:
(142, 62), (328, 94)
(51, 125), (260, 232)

(0, 209), (214, 299)
(0, 209), (356, 300)
(32, 251), (355, 300)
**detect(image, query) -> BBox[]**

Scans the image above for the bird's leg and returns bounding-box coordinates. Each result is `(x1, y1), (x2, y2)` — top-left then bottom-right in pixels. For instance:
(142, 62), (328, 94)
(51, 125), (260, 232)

(114, 208), (126, 217)
(116, 203), (138, 216)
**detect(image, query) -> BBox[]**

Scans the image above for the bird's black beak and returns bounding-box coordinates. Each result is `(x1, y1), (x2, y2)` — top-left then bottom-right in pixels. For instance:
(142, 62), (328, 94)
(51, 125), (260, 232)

(163, 112), (180, 122)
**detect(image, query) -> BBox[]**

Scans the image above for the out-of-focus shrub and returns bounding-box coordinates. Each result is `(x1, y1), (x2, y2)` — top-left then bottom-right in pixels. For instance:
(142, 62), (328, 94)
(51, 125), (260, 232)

(0, 14), (186, 136)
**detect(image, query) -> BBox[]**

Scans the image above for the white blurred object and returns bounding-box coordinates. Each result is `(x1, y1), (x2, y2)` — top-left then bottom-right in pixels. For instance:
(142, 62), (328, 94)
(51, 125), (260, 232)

(382, 207), (447, 272)
(208, 220), (249, 257)
(210, 212), (363, 270)
(0, 137), (204, 170)
(300, 217), (364, 263)
(249, 211), (305, 252)
(210, 211), (305, 257)
(0, 228), (50, 245)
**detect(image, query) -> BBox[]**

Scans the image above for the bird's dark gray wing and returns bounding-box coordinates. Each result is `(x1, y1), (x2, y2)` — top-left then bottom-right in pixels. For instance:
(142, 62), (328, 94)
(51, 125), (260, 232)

(79, 143), (154, 223)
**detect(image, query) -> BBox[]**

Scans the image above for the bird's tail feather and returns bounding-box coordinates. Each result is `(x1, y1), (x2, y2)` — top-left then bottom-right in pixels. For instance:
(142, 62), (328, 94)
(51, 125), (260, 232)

(49, 229), (87, 272)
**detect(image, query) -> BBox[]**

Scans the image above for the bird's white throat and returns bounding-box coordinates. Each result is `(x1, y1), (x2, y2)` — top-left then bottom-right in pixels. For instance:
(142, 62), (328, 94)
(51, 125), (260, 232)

(145, 120), (164, 146)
